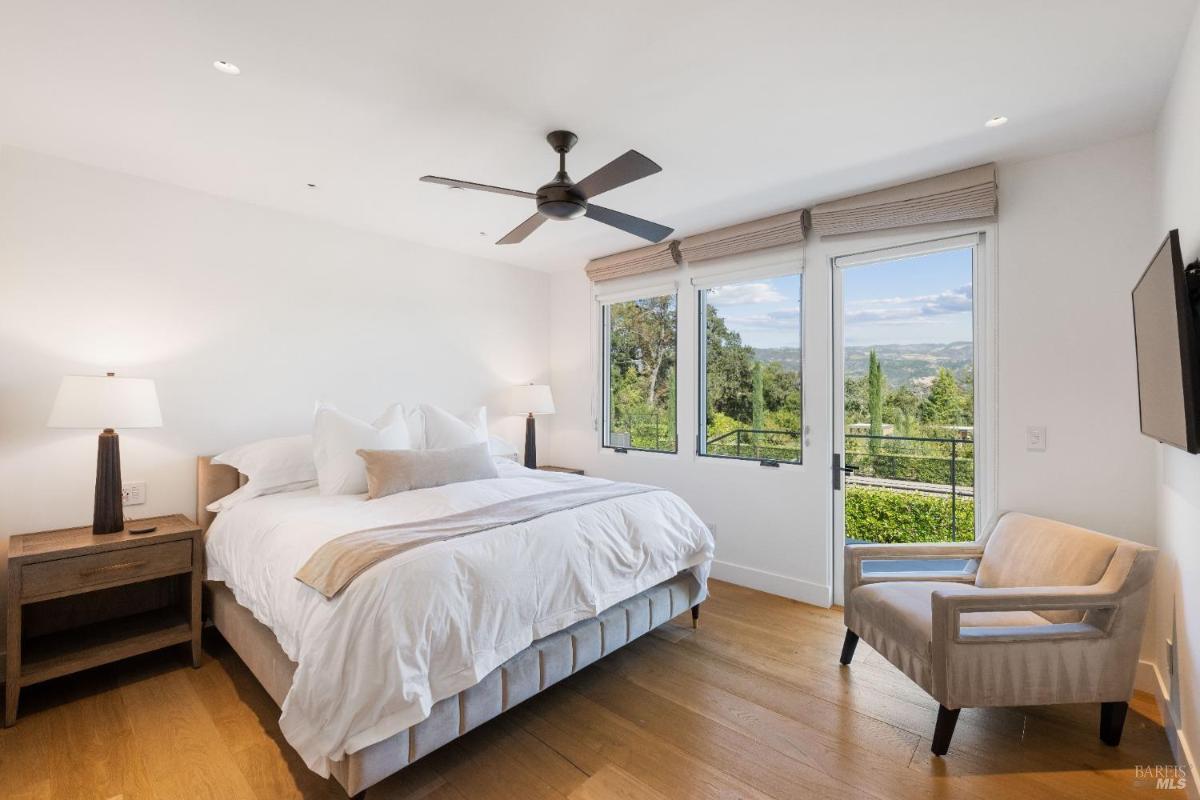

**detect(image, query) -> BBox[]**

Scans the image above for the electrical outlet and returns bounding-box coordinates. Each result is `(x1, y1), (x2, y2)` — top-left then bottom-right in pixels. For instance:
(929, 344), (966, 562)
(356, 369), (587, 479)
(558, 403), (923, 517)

(121, 480), (146, 506)
(1026, 426), (1047, 452)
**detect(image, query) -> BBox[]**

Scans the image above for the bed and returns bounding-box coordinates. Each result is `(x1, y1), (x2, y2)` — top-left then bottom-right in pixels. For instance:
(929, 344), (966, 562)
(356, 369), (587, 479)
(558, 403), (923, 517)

(196, 455), (713, 798)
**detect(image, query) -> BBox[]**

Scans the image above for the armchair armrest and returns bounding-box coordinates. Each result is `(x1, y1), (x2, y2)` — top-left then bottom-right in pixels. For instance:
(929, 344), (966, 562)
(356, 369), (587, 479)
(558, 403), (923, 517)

(931, 585), (1119, 645)
(845, 541), (985, 595)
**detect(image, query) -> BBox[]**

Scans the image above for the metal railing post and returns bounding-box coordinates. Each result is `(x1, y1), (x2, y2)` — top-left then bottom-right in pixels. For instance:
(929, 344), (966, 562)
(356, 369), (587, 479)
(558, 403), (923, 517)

(950, 439), (958, 542)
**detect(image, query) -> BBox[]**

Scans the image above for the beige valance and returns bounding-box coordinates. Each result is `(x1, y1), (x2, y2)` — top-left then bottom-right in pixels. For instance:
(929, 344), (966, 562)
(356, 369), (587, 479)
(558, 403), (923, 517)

(584, 240), (682, 282)
(811, 163), (997, 236)
(678, 209), (810, 263)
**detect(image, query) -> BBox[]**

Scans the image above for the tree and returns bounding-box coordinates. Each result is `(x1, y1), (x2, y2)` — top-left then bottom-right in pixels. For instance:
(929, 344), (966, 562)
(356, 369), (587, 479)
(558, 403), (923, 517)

(751, 361), (765, 430)
(844, 375), (869, 424)
(704, 304), (755, 421)
(919, 368), (967, 426)
(609, 296), (677, 412)
(867, 350), (884, 453)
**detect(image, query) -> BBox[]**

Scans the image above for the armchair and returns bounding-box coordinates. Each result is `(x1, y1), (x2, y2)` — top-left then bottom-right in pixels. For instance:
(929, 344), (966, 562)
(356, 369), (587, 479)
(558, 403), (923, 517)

(841, 512), (1157, 755)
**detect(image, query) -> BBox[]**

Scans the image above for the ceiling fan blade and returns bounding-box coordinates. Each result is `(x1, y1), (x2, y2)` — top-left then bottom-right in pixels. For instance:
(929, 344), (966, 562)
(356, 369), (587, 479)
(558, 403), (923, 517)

(497, 213), (547, 244)
(574, 150), (662, 199)
(584, 204), (673, 243)
(419, 175), (536, 199)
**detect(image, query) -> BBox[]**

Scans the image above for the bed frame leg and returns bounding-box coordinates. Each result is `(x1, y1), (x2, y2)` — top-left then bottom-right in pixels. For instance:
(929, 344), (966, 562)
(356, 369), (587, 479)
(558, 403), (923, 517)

(691, 604), (700, 629)
(839, 630), (859, 665)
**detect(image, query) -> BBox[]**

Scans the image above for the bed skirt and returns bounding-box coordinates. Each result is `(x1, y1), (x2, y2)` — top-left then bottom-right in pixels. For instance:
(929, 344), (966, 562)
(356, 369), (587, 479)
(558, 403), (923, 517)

(207, 572), (702, 797)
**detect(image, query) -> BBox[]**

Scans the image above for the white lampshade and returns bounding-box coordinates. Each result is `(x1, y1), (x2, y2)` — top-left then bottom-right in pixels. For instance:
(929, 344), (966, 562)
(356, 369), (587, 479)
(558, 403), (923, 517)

(510, 384), (555, 415)
(47, 374), (163, 430)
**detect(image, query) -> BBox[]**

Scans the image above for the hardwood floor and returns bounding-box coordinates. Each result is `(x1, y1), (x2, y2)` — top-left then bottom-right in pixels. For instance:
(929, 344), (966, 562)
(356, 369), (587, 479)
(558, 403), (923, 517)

(0, 579), (1172, 799)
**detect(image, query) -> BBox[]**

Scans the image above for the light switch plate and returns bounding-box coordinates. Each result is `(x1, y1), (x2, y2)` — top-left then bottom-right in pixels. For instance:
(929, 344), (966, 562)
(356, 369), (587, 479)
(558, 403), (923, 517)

(122, 480), (147, 506)
(1026, 426), (1047, 452)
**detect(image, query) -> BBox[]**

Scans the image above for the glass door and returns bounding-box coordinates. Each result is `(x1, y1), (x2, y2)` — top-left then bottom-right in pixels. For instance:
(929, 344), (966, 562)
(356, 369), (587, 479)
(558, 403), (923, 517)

(832, 235), (984, 603)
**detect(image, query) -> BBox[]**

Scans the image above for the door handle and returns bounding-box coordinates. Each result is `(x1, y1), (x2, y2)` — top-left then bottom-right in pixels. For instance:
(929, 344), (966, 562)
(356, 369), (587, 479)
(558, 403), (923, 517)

(832, 453), (858, 490)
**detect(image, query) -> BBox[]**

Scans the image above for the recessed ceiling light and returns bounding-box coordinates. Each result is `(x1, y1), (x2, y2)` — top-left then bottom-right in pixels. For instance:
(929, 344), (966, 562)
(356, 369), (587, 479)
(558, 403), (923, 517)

(213, 60), (241, 75)
(985, 115), (1008, 128)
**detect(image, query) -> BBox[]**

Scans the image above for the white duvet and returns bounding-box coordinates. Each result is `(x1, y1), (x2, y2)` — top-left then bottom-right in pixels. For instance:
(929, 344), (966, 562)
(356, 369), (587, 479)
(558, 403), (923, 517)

(205, 460), (714, 775)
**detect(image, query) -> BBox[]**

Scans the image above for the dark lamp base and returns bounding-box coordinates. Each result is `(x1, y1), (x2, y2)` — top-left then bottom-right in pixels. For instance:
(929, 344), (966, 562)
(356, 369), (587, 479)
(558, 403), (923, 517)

(524, 414), (538, 469)
(93, 429), (124, 535)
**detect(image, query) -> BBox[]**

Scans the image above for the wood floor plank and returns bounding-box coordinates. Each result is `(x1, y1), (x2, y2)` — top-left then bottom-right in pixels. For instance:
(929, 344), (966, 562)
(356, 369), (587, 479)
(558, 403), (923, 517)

(118, 664), (262, 799)
(567, 764), (671, 800)
(0, 579), (1175, 800)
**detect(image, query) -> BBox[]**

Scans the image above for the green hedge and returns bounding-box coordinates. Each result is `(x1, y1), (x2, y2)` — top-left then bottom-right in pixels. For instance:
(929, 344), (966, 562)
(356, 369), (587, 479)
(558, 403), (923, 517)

(845, 486), (974, 543)
(843, 448), (974, 486)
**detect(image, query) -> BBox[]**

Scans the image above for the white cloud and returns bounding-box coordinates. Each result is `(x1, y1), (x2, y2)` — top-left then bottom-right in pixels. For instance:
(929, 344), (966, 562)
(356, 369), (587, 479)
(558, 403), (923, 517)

(727, 308), (801, 330)
(846, 284), (971, 325)
(708, 282), (786, 305)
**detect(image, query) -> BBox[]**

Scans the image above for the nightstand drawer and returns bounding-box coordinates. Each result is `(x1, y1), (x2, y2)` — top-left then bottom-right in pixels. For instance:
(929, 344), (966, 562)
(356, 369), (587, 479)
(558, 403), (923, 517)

(20, 540), (193, 602)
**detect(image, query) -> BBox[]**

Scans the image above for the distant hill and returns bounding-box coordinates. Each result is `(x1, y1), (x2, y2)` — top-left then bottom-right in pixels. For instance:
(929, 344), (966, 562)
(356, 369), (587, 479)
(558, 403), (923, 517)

(756, 342), (973, 389)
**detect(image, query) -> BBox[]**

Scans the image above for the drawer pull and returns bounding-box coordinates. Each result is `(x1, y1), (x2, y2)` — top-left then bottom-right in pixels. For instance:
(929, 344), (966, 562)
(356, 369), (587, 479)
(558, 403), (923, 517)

(78, 560), (147, 577)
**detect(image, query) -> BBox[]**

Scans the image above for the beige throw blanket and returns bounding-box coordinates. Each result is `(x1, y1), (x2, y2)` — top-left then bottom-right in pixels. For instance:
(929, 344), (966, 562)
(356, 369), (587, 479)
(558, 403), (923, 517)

(296, 481), (660, 598)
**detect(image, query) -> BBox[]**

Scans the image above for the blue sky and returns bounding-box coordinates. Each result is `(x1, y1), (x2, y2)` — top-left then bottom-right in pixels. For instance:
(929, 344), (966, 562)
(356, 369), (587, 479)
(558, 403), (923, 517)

(709, 274), (802, 349)
(706, 247), (973, 349)
(841, 248), (973, 346)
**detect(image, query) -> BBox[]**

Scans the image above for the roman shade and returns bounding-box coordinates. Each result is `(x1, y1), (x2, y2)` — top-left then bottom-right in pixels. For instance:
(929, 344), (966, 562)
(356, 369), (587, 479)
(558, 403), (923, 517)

(679, 209), (810, 263)
(584, 240), (682, 282)
(811, 164), (997, 236)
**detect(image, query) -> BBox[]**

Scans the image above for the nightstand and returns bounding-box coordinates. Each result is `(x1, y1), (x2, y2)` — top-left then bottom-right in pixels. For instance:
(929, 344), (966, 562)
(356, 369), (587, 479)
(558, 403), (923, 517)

(4, 514), (202, 726)
(538, 466), (584, 475)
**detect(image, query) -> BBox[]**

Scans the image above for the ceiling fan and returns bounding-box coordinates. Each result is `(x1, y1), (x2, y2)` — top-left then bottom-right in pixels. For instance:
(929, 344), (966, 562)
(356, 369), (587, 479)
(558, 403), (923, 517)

(420, 131), (672, 245)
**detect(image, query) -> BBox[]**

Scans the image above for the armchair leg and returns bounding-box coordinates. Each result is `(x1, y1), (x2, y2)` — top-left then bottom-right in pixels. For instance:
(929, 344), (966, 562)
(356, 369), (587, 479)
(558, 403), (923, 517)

(1100, 701), (1128, 746)
(931, 705), (960, 756)
(839, 630), (859, 665)
(691, 604), (700, 629)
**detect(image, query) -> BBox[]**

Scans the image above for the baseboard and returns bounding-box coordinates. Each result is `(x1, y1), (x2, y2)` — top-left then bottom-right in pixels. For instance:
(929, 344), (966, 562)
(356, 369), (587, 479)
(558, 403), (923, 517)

(709, 559), (831, 607)
(1140, 658), (1198, 799)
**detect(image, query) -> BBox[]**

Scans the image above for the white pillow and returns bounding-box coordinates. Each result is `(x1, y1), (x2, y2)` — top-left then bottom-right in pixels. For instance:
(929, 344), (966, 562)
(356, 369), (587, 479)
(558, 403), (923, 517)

(313, 403), (411, 495)
(206, 479), (315, 513)
(421, 404), (488, 449)
(488, 435), (519, 460)
(405, 407), (427, 450)
(207, 434), (318, 512)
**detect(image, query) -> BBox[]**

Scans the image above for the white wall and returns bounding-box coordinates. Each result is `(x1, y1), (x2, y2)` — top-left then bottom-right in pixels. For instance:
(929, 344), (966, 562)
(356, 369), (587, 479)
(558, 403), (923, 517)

(0, 147), (550, 628)
(997, 134), (1160, 544)
(1151, 0), (1200, 774)
(547, 132), (1159, 604)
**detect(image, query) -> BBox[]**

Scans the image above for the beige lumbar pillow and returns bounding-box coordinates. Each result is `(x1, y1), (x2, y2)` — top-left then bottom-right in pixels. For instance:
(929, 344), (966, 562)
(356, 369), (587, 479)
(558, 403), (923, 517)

(357, 442), (499, 499)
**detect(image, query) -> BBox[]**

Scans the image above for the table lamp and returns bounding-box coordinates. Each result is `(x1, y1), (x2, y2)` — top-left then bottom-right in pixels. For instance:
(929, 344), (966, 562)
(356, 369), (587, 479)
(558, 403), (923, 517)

(47, 373), (162, 534)
(510, 384), (555, 469)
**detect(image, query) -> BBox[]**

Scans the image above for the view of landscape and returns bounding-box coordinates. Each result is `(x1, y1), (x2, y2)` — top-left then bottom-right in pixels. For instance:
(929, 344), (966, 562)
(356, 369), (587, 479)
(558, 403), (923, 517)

(841, 248), (975, 543)
(702, 274), (803, 462)
(603, 247), (976, 544)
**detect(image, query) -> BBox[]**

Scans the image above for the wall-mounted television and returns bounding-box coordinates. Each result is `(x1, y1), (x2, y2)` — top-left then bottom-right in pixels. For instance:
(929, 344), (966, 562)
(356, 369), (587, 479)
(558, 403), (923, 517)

(1132, 229), (1200, 453)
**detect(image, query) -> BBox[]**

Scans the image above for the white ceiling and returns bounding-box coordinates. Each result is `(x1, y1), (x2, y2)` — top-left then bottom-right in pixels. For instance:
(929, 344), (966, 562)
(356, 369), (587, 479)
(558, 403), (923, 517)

(1, 0), (1194, 272)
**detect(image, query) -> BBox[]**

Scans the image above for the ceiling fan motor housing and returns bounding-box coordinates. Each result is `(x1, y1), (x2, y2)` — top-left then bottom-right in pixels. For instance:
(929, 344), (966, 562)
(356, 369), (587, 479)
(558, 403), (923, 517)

(537, 181), (587, 220)
(537, 130), (586, 220)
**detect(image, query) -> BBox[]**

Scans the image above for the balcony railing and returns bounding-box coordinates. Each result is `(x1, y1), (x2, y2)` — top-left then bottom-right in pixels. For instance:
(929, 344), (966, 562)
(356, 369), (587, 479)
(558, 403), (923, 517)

(609, 413), (676, 452)
(705, 428), (801, 463)
(844, 433), (974, 542)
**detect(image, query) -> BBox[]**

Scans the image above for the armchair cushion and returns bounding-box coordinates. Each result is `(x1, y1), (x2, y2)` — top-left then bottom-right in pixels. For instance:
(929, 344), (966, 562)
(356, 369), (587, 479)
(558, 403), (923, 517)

(853, 581), (1051, 659)
(976, 513), (1119, 622)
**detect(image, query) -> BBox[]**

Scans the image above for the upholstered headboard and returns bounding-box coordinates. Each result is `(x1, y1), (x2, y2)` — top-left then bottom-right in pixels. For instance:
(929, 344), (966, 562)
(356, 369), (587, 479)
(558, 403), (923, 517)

(196, 456), (246, 531)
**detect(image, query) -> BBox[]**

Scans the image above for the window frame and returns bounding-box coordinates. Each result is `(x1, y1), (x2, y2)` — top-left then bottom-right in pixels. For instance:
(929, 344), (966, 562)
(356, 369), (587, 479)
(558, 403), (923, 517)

(693, 263), (805, 467)
(598, 288), (681, 455)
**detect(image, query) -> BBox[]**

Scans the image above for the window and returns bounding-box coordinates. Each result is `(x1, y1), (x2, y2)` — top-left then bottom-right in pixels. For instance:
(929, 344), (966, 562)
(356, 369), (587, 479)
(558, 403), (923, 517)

(602, 292), (678, 453)
(698, 273), (803, 464)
